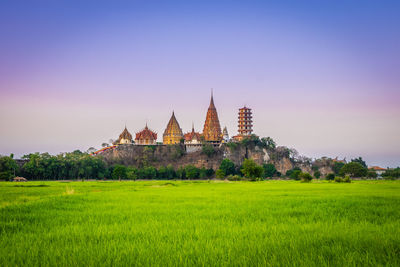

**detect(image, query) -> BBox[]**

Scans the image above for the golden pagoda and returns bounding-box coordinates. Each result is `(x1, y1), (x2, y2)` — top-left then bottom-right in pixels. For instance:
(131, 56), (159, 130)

(163, 111), (183, 144)
(202, 91), (222, 144)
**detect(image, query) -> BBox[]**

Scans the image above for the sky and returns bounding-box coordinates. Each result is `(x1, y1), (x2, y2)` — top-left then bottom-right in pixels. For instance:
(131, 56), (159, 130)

(0, 0), (399, 167)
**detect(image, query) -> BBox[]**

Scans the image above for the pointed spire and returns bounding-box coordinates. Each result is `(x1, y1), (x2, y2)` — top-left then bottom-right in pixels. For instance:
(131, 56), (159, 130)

(192, 122), (195, 132)
(209, 88), (215, 108)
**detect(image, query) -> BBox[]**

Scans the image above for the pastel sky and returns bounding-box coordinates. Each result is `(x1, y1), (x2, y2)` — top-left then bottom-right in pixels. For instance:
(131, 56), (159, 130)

(0, 0), (399, 167)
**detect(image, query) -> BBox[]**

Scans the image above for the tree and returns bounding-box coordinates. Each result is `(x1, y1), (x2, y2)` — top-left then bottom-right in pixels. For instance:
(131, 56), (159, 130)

(262, 163), (276, 178)
(101, 143), (109, 148)
(260, 137), (276, 149)
(333, 162), (345, 175)
(86, 147), (97, 154)
(216, 169), (225, 179)
(0, 155), (18, 180)
(299, 172), (313, 182)
(240, 158), (264, 180)
(351, 157), (367, 168)
(218, 159), (236, 177)
(326, 173), (335, 180)
(112, 165), (127, 181)
(366, 170), (377, 178)
(382, 168), (400, 179)
(314, 170), (321, 179)
(202, 144), (215, 157)
(185, 165), (199, 179)
(339, 162), (367, 178)
(286, 167), (301, 180)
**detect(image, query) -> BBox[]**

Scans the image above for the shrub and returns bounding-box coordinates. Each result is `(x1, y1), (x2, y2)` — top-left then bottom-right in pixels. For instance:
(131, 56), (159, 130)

(185, 165), (200, 179)
(382, 167), (400, 178)
(326, 173), (335, 180)
(240, 158), (264, 181)
(126, 167), (137, 180)
(215, 169), (225, 179)
(343, 176), (351, 183)
(314, 171), (321, 179)
(334, 176), (343, 183)
(219, 159), (236, 176)
(286, 168), (301, 180)
(333, 162), (345, 175)
(299, 172), (313, 182)
(227, 174), (241, 181)
(263, 163), (276, 178)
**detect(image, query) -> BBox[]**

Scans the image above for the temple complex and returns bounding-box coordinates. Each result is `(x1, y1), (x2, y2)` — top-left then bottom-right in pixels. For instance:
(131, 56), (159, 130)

(184, 124), (202, 152)
(233, 106), (253, 141)
(202, 92), (222, 144)
(135, 124), (157, 145)
(163, 111), (183, 144)
(116, 126), (133, 144)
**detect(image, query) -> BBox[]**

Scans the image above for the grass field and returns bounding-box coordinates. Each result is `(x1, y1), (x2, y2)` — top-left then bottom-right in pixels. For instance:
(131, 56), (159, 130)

(0, 180), (399, 266)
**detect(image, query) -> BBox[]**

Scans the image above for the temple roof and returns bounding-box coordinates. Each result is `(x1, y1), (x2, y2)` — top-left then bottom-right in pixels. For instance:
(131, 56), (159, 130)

(163, 111), (183, 137)
(119, 126), (132, 141)
(135, 124), (157, 140)
(184, 124), (201, 141)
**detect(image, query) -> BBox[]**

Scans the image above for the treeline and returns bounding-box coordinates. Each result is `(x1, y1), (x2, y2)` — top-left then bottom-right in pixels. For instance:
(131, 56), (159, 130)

(1, 152), (398, 181)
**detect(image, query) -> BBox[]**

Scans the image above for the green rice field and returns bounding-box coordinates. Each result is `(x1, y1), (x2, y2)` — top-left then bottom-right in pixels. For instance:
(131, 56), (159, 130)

(0, 180), (399, 266)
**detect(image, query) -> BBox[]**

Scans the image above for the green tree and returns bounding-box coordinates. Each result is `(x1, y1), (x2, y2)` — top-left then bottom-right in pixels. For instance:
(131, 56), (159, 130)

(240, 158), (264, 180)
(299, 172), (313, 182)
(218, 159), (236, 177)
(0, 155), (18, 180)
(333, 162), (345, 175)
(314, 170), (321, 179)
(260, 137), (276, 149)
(185, 165), (200, 179)
(351, 157), (367, 168)
(216, 169), (225, 179)
(202, 144), (215, 157)
(339, 162), (367, 178)
(112, 165), (127, 180)
(326, 173), (335, 180)
(382, 167), (400, 179)
(262, 163), (276, 178)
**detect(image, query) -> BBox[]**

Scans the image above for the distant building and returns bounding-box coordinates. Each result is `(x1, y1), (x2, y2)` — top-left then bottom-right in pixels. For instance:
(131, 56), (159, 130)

(116, 126), (133, 144)
(368, 166), (386, 177)
(163, 111), (183, 145)
(184, 124), (202, 152)
(202, 92), (222, 144)
(135, 124), (157, 145)
(233, 106), (253, 141)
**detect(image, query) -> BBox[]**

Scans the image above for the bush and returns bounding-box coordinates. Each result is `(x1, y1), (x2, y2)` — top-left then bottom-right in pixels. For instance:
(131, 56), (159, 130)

(218, 159), (236, 177)
(215, 169), (225, 179)
(333, 162), (345, 175)
(314, 171), (321, 179)
(227, 174), (241, 181)
(185, 165), (200, 179)
(240, 158), (264, 181)
(326, 173), (335, 180)
(263, 163), (276, 178)
(382, 168), (400, 178)
(299, 172), (313, 182)
(334, 176), (343, 183)
(343, 176), (351, 183)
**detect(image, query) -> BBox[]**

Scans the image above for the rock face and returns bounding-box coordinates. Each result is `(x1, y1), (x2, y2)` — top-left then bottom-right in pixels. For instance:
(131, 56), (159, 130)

(98, 143), (333, 176)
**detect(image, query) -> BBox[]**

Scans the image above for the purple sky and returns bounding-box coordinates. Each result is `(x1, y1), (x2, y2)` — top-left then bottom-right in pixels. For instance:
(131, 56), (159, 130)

(0, 1), (399, 167)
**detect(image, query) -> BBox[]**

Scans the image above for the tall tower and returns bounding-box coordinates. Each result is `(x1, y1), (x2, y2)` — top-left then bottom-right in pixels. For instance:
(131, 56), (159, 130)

(238, 106), (253, 136)
(163, 111), (183, 144)
(202, 91), (222, 143)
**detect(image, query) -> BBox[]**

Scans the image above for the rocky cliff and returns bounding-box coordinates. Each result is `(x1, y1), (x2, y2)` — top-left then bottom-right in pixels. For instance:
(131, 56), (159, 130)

(98, 143), (333, 175)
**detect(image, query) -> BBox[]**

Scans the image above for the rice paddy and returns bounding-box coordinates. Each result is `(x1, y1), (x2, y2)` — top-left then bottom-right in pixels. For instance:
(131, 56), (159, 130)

(0, 180), (399, 266)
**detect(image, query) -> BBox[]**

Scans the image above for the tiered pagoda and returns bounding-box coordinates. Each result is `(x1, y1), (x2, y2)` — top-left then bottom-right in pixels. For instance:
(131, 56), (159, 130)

(135, 124), (157, 145)
(233, 106), (253, 141)
(163, 111), (183, 144)
(116, 126), (133, 144)
(202, 92), (222, 144)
